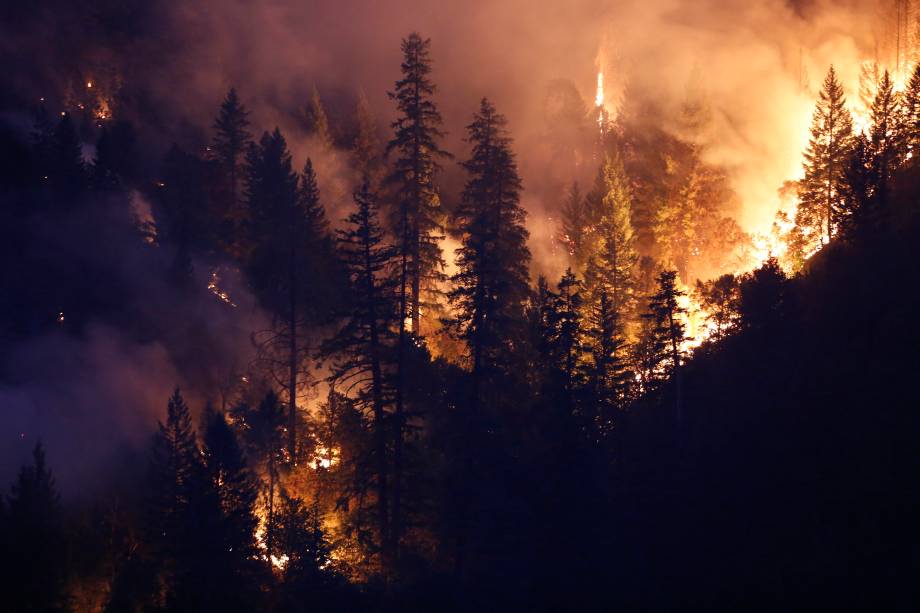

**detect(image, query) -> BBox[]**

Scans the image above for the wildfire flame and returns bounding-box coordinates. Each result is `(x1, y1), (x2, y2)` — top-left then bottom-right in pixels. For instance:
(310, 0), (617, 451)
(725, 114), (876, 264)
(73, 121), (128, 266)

(208, 269), (237, 307)
(595, 71), (604, 108)
(311, 445), (340, 470)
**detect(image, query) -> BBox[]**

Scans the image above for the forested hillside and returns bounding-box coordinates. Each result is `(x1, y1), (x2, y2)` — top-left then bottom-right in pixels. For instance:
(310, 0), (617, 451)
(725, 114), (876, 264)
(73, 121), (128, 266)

(1, 2), (918, 611)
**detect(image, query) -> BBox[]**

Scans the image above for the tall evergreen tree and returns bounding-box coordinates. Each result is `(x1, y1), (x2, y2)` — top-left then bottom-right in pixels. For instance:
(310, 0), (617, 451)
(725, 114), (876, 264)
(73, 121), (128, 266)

(306, 84), (334, 150)
(232, 391), (286, 558)
(528, 275), (559, 385)
(641, 271), (686, 424)
(386, 33), (450, 562)
(386, 32), (451, 337)
(838, 132), (875, 238)
(448, 98), (531, 405)
(2, 442), (68, 612)
(585, 288), (632, 437)
(148, 388), (200, 556)
(549, 269), (585, 418)
(146, 388), (207, 608)
(352, 88), (382, 182)
(444, 99), (530, 576)
(210, 87), (252, 242)
(796, 66), (854, 247)
(868, 70), (905, 213)
(584, 152), (639, 323)
(900, 63), (920, 154)
(322, 177), (398, 558)
(274, 490), (339, 609)
(200, 408), (261, 567)
(559, 182), (590, 270)
(247, 130), (336, 462)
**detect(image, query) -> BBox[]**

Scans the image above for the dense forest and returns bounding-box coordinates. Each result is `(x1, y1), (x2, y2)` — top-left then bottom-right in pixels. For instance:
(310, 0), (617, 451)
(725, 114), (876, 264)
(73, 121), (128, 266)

(1, 2), (918, 611)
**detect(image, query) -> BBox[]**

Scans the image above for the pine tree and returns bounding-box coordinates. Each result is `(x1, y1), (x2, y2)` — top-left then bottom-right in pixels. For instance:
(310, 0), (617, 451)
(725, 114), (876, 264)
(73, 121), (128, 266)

(838, 132), (875, 238)
(651, 129), (743, 283)
(796, 66), (854, 247)
(247, 130), (337, 462)
(528, 275), (559, 386)
(352, 88), (382, 182)
(232, 391), (285, 558)
(306, 84), (334, 150)
(274, 490), (338, 609)
(322, 177), (398, 557)
(585, 288), (632, 437)
(210, 87), (252, 239)
(858, 60), (881, 118)
(2, 442), (67, 612)
(584, 152), (639, 323)
(386, 33), (450, 562)
(147, 388), (210, 608)
(386, 32), (451, 337)
(447, 98), (531, 405)
(901, 63), (920, 154)
(559, 182), (590, 270)
(544, 269), (585, 419)
(148, 388), (201, 556)
(557, 269), (584, 394)
(200, 408), (261, 567)
(641, 271), (686, 424)
(868, 70), (905, 212)
(180, 407), (265, 611)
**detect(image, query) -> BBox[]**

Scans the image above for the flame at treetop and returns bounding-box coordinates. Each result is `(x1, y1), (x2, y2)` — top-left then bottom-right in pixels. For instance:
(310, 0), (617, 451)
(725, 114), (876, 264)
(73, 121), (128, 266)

(595, 71), (605, 109)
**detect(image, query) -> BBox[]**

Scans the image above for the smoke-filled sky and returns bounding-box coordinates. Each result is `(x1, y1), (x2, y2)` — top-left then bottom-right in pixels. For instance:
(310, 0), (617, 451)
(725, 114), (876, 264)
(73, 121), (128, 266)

(0, 0), (903, 492)
(3, 0), (896, 229)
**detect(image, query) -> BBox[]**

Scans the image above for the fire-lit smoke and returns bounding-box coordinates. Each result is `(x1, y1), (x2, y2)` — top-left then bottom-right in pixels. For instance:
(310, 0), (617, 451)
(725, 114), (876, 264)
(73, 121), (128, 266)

(1, 0), (911, 491)
(5, 1), (902, 253)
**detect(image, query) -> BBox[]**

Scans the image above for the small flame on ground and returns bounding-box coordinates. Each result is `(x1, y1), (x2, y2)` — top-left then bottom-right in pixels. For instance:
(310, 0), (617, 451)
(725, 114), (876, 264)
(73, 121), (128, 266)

(208, 270), (237, 307)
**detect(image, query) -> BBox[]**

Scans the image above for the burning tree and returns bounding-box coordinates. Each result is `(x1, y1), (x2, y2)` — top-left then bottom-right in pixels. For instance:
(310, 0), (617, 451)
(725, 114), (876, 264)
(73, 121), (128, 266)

(246, 130), (339, 463)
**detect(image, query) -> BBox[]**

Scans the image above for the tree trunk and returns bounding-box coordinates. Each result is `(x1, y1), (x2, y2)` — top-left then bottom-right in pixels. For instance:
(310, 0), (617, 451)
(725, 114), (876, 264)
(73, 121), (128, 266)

(288, 248), (298, 463)
(366, 231), (390, 560)
(668, 308), (683, 427)
(267, 454), (276, 558)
